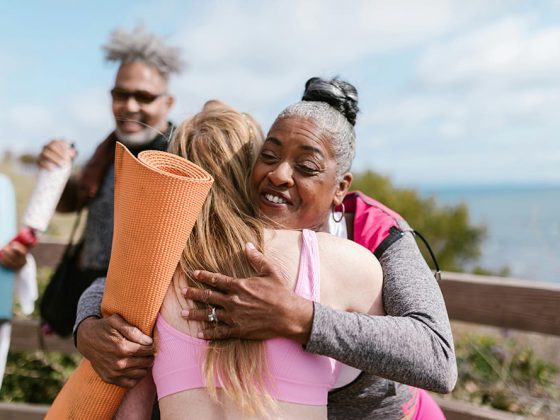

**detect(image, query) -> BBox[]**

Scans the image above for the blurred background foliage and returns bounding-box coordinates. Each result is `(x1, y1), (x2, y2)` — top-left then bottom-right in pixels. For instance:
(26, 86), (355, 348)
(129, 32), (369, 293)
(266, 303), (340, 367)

(453, 334), (559, 416)
(352, 170), (486, 272)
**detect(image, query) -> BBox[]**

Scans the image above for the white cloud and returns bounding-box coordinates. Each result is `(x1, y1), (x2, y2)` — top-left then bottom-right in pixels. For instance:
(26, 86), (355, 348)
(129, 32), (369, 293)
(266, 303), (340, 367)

(417, 16), (560, 87)
(180, 0), (459, 67)
(67, 87), (112, 129)
(355, 82), (560, 183)
(365, 95), (467, 127)
(365, 85), (560, 132)
(351, 13), (560, 185)
(0, 105), (58, 148)
(3, 0), (558, 186)
(168, 0), (484, 125)
(0, 87), (112, 159)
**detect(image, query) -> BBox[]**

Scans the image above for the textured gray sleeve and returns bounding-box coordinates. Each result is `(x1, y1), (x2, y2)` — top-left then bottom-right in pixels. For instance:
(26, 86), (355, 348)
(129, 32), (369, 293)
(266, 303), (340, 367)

(305, 232), (457, 393)
(73, 276), (106, 341)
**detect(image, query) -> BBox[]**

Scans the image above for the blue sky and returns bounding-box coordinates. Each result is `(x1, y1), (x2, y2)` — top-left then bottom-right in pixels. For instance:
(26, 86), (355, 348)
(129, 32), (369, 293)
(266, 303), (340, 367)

(1, 0), (559, 187)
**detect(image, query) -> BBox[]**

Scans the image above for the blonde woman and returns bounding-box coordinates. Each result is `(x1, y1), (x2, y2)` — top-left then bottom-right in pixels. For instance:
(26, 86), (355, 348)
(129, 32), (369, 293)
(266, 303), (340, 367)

(115, 100), (384, 419)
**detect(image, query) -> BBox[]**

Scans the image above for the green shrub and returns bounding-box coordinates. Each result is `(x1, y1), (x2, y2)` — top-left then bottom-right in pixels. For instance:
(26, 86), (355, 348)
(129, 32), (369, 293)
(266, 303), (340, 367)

(454, 334), (559, 416)
(0, 351), (80, 404)
(351, 170), (486, 272)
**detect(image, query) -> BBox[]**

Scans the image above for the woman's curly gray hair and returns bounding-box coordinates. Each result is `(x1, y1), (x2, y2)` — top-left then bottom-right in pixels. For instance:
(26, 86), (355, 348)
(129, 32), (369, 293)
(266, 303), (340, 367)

(102, 26), (185, 78)
(276, 77), (359, 179)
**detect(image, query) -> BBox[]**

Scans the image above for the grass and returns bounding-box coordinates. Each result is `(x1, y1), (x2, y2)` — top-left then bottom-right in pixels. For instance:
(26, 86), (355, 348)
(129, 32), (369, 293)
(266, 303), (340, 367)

(0, 351), (81, 404)
(452, 333), (559, 417)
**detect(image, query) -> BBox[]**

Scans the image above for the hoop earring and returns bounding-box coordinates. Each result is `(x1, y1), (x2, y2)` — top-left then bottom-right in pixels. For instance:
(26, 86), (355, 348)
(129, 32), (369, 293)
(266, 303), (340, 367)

(331, 203), (345, 223)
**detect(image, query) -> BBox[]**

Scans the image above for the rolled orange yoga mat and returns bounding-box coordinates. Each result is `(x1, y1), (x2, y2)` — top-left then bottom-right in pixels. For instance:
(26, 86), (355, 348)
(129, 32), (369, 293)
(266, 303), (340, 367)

(46, 143), (213, 420)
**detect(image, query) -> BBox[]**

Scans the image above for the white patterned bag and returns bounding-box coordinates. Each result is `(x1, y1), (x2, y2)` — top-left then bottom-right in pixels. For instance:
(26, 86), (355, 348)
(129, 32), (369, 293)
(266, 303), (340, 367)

(22, 163), (71, 232)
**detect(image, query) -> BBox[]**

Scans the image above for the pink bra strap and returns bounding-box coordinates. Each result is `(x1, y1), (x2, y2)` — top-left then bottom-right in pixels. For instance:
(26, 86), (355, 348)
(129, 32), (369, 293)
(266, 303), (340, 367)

(294, 229), (320, 302)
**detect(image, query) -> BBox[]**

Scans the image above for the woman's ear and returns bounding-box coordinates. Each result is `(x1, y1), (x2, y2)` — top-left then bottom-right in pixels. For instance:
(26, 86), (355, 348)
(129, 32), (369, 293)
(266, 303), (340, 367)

(333, 172), (353, 206)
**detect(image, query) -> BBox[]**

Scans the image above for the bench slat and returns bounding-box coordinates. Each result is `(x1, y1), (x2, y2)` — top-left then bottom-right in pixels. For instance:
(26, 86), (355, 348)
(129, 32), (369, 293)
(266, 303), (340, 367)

(441, 272), (560, 336)
(10, 318), (76, 353)
(0, 402), (49, 420)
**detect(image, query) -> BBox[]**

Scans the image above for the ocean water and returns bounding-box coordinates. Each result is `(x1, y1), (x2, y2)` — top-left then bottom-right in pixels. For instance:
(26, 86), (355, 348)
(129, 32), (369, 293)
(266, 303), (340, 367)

(422, 185), (560, 284)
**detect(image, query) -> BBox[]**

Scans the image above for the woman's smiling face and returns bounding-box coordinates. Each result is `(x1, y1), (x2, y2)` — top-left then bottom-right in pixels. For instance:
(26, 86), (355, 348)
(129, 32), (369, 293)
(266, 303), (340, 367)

(251, 116), (351, 231)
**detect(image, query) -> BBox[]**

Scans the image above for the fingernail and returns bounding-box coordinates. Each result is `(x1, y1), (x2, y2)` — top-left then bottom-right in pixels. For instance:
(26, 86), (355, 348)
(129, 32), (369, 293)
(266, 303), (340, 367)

(246, 242), (255, 250)
(141, 335), (153, 345)
(197, 332), (204, 339)
(182, 287), (188, 296)
(181, 309), (189, 317)
(193, 270), (200, 278)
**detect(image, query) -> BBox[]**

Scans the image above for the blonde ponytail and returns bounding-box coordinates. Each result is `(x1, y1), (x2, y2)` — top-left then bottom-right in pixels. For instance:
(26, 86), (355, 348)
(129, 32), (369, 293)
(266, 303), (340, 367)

(169, 101), (274, 416)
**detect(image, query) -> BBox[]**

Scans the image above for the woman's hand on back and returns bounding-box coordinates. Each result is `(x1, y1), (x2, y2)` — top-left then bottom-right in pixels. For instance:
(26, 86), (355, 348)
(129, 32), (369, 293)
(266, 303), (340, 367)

(182, 243), (314, 344)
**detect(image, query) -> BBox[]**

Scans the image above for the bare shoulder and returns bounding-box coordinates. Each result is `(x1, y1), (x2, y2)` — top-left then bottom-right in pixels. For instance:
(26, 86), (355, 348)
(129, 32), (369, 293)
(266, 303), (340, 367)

(263, 228), (302, 260)
(315, 231), (380, 270)
(315, 231), (383, 314)
(262, 228), (302, 290)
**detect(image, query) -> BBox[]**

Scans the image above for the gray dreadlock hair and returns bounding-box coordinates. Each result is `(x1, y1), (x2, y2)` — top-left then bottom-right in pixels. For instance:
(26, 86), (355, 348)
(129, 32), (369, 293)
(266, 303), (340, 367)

(102, 26), (185, 78)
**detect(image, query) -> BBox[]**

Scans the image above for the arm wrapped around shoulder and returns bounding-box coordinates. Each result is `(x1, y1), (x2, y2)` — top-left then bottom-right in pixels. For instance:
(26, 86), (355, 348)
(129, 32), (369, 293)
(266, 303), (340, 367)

(305, 232), (457, 393)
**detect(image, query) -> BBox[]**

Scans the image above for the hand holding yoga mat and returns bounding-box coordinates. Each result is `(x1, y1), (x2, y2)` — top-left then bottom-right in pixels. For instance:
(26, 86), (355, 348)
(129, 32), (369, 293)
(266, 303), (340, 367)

(46, 143), (213, 419)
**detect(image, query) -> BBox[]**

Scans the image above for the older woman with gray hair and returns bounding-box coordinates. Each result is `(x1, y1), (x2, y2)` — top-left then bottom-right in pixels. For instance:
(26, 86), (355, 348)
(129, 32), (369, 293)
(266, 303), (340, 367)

(183, 77), (456, 419)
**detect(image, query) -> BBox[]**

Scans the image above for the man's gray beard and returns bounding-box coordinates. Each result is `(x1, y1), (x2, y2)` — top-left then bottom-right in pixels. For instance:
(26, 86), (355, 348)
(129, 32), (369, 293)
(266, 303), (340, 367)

(115, 127), (159, 147)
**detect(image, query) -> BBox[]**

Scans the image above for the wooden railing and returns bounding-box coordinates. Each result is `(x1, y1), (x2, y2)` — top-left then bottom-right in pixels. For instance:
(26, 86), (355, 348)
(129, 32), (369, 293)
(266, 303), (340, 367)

(3, 241), (559, 419)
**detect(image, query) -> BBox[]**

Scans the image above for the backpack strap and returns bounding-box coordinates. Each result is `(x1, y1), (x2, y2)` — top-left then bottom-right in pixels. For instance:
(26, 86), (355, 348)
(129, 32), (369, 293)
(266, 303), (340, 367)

(343, 191), (441, 281)
(411, 229), (442, 282)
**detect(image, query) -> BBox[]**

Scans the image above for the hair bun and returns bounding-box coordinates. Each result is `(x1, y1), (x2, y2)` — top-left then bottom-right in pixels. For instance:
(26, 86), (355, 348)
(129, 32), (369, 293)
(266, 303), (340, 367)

(302, 77), (359, 126)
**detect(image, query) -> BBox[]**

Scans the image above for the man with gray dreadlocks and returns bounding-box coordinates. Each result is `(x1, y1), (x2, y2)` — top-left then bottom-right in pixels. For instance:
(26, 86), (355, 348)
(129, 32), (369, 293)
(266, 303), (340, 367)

(38, 26), (183, 385)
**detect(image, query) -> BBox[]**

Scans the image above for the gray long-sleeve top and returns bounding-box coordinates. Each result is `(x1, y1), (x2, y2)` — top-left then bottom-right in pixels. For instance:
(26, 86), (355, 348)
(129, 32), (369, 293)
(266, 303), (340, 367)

(306, 232), (457, 393)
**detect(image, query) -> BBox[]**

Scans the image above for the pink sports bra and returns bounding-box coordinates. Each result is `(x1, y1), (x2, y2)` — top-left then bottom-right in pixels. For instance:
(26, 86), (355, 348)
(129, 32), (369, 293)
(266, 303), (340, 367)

(152, 229), (340, 405)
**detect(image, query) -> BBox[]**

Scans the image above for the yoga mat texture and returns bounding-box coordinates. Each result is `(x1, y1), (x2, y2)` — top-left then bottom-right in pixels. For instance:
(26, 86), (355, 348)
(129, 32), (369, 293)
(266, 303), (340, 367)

(46, 143), (213, 419)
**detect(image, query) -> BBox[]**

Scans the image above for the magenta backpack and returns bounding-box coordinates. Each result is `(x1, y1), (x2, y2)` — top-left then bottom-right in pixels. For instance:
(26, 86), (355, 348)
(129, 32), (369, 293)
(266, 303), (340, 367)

(341, 191), (441, 280)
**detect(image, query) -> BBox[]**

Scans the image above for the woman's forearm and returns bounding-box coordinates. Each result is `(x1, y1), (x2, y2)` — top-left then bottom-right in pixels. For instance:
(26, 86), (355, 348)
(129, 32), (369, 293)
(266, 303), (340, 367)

(304, 233), (457, 393)
(73, 276), (105, 339)
(114, 371), (156, 420)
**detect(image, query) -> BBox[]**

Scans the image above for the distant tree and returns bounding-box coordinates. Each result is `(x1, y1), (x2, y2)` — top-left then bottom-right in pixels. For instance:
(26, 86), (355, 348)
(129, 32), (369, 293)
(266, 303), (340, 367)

(351, 170), (487, 272)
(472, 265), (511, 277)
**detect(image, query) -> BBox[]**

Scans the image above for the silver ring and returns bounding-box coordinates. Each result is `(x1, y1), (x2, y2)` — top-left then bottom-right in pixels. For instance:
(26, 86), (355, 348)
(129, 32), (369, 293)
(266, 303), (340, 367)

(207, 306), (218, 323)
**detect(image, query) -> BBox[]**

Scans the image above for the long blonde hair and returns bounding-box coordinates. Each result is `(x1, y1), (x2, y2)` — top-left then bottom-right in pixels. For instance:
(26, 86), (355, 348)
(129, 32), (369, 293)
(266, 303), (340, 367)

(168, 100), (273, 414)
